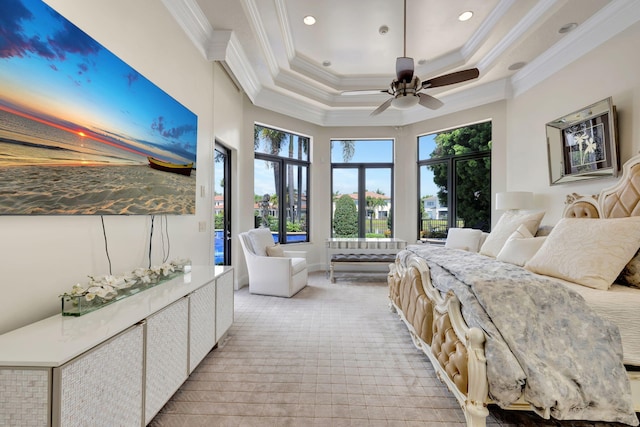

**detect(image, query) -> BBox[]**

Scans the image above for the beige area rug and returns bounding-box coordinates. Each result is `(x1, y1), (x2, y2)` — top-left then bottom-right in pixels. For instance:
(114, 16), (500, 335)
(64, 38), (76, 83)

(150, 271), (637, 427)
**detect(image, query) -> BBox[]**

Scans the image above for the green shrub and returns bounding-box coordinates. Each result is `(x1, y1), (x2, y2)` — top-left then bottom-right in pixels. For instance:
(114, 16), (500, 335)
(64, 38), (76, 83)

(333, 195), (358, 237)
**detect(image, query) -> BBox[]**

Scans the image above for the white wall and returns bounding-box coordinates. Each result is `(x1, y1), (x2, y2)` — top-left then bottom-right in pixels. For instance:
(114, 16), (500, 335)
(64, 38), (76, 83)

(212, 64), (245, 289)
(0, 0), (216, 334)
(506, 21), (640, 225)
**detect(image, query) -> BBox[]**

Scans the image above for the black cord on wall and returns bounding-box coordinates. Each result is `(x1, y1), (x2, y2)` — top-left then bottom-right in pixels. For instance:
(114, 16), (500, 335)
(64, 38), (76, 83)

(148, 215), (172, 268)
(100, 215), (112, 275)
(148, 215), (154, 268)
(162, 215), (171, 263)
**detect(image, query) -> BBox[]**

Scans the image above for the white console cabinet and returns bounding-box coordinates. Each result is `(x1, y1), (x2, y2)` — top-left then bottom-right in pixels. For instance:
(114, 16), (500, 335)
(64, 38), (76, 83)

(0, 265), (233, 427)
(144, 298), (189, 424)
(188, 280), (216, 373)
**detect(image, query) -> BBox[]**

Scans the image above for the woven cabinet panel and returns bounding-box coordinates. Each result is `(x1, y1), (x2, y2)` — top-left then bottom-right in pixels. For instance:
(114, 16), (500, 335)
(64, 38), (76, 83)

(145, 298), (188, 424)
(189, 282), (216, 372)
(58, 324), (144, 427)
(0, 368), (49, 426)
(216, 270), (234, 341)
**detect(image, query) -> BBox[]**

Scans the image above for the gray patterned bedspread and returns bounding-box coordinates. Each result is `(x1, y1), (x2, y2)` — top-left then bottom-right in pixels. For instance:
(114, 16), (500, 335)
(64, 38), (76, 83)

(402, 245), (639, 426)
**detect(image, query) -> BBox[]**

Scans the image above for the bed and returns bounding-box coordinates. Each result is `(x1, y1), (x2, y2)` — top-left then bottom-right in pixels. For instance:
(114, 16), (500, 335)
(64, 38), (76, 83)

(388, 153), (640, 426)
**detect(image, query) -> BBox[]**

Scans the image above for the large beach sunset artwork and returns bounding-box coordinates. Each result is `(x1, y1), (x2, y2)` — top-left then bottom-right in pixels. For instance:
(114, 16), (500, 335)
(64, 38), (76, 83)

(0, 0), (198, 215)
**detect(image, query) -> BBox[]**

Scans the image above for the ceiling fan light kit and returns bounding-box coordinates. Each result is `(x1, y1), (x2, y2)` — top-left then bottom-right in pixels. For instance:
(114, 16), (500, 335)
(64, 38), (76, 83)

(391, 94), (419, 109)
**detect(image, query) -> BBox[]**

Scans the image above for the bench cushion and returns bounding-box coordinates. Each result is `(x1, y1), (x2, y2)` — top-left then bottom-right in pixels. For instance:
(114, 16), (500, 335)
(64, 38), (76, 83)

(331, 253), (397, 263)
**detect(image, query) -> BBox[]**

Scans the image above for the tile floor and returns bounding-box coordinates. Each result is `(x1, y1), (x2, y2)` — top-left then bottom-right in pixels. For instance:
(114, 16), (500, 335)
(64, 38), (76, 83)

(150, 271), (636, 427)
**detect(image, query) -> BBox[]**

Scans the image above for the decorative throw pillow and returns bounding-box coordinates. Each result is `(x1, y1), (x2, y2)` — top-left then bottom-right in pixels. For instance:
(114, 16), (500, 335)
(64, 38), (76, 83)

(266, 244), (284, 257)
(247, 228), (275, 256)
(445, 228), (484, 252)
(617, 250), (640, 287)
(479, 210), (545, 258)
(524, 217), (640, 290)
(496, 224), (546, 266)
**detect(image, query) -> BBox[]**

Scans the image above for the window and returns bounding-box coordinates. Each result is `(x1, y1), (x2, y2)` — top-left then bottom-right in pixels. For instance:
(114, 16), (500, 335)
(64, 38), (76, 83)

(254, 124), (310, 244)
(331, 139), (394, 238)
(418, 122), (491, 239)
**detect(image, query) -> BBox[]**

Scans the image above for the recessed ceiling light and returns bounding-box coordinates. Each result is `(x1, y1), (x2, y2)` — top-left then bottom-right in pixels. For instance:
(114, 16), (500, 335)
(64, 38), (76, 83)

(458, 11), (473, 22)
(417, 59), (427, 65)
(322, 60), (331, 67)
(559, 22), (578, 34)
(303, 15), (316, 26)
(508, 62), (527, 71)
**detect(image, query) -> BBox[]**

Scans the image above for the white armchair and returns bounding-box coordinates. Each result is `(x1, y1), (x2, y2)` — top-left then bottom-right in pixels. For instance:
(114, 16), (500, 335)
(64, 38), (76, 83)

(238, 228), (308, 297)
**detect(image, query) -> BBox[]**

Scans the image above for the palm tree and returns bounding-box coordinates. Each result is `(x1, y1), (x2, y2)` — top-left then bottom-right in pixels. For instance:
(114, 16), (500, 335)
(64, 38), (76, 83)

(255, 126), (287, 214)
(333, 140), (355, 162)
(254, 126), (311, 233)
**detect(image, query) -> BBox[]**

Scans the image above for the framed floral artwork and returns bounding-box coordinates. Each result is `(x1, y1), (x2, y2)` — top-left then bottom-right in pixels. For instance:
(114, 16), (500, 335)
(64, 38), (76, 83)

(546, 97), (618, 185)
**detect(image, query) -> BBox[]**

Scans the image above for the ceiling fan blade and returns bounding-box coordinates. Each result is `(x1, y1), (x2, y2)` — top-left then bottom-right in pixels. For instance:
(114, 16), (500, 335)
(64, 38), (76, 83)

(396, 57), (414, 83)
(421, 68), (479, 89)
(341, 89), (389, 96)
(418, 93), (444, 110)
(370, 98), (394, 116)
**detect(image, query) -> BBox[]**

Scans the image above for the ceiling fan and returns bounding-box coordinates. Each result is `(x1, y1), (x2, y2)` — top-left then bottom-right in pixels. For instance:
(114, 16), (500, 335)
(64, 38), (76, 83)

(342, 0), (480, 116)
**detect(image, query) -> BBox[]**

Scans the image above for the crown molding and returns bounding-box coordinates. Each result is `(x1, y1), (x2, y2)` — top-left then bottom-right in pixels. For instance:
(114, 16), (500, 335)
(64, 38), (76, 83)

(462, 0), (516, 59)
(275, 0), (296, 60)
(240, 0), (280, 76)
(511, 0), (640, 97)
(253, 88), (328, 125)
(251, 78), (511, 127)
(164, 0), (640, 127)
(208, 31), (261, 101)
(160, 0), (212, 58)
(477, 0), (558, 72)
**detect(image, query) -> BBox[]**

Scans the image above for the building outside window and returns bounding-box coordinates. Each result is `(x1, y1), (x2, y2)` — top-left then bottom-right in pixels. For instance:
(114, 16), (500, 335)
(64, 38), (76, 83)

(418, 122), (491, 239)
(254, 124), (310, 244)
(330, 139), (394, 238)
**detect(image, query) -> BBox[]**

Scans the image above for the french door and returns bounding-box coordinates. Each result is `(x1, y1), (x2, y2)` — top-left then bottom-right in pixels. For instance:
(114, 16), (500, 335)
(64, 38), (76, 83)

(214, 144), (231, 265)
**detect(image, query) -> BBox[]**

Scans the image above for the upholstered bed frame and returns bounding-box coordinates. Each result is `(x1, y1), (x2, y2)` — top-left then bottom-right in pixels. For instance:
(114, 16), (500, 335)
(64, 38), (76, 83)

(388, 153), (640, 426)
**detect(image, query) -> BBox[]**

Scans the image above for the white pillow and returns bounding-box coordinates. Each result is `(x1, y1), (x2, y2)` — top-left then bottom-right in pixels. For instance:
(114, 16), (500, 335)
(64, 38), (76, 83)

(496, 225), (546, 266)
(479, 210), (545, 258)
(445, 228), (484, 252)
(247, 228), (275, 256)
(525, 217), (640, 290)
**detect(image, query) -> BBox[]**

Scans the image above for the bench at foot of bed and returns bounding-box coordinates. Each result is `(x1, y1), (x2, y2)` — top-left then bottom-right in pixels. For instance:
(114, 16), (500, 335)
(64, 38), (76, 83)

(329, 253), (396, 283)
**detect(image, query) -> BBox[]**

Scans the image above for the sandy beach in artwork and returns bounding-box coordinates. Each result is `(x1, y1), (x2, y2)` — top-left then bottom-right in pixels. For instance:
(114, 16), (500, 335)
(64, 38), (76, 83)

(0, 164), (196, 215)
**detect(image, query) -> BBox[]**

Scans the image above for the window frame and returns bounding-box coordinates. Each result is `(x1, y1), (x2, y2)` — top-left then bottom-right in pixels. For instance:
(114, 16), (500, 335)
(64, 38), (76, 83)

(254, 124), (311, 244)
(330, 139), (394, 238)
(417, 123), (491, 237)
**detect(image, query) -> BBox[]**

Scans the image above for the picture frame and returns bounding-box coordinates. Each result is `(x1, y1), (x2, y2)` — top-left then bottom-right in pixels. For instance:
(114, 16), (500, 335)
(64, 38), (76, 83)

(546, 97), (618, 185)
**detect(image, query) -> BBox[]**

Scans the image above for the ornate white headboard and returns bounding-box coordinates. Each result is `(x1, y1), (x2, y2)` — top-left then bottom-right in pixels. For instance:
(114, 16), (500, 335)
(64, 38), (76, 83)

(564, 153), (640, 219)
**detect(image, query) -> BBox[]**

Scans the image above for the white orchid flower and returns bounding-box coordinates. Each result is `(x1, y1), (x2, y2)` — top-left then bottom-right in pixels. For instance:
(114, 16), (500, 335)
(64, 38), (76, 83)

(64, 257), (189, 314)
(160, 263), (175, 276)
(104, 275), (126, 290)
(71, 284), (86, 296)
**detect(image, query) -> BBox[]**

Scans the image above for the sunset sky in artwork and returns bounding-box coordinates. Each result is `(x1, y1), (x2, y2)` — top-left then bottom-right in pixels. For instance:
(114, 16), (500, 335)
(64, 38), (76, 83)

(0, 0), (197, 165)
